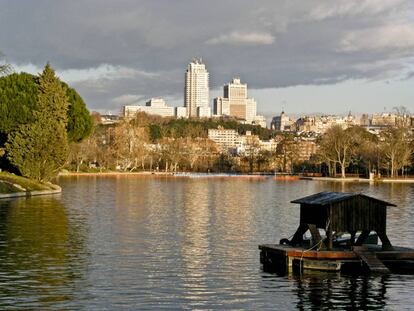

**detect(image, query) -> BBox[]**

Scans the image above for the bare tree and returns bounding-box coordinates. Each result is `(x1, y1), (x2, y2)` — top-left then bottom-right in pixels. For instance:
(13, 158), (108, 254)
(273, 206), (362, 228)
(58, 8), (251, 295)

(318, 125), (357, 178)
(380, 127), (413, 177)
(393, 106), (410, 116)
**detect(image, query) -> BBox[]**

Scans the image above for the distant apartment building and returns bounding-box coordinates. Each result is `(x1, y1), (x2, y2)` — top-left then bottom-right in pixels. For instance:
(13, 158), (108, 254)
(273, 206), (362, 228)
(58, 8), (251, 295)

(293, 113), (357, 134)
(123, 98), (175, 118)
(208, 127), (238, 151)
(208, 127), (277, 155)
(252, 115), (267, 128)
(213, 78), (265, 127)
(276, 137), (317, 166)
(184, 58), (210, 117)
(175, 106), (187, 118)
(371, 113), (397, 126)
(366, 113), (413, 128)
(236, 131), (261, 155)
(296, 139), (317, 162)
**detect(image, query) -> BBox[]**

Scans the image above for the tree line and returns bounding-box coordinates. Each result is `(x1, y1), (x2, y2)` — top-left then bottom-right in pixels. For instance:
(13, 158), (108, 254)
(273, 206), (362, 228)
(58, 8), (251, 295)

(68, 113), (414, 178)
(316, 125), (414, 178)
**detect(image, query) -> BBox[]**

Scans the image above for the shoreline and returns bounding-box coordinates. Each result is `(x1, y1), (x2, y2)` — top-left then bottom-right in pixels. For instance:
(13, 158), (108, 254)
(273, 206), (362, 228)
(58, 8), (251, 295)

(300, 176), (414, 183)
(58, 171), (269, 180)
(0, 186), (62, 199)
(59, 172), (414, 183)
(0, 172), (62, 199)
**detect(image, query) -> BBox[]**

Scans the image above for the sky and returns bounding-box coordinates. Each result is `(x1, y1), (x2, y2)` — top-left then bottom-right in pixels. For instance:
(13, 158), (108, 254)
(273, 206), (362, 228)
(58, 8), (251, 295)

(0, 0), (413, 117)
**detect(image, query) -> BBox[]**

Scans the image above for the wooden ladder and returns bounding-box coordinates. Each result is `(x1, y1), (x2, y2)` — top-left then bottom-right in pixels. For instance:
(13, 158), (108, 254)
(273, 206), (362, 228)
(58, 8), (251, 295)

(353, 246), (390, 273)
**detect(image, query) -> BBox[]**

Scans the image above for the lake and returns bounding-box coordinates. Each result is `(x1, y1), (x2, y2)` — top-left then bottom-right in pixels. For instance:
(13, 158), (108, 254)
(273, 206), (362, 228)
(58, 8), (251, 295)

(0, 176), (413, 310)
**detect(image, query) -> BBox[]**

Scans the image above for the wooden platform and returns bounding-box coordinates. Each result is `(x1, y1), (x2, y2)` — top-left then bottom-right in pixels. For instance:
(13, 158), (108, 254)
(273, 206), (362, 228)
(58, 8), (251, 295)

(259, 244), (414, 274)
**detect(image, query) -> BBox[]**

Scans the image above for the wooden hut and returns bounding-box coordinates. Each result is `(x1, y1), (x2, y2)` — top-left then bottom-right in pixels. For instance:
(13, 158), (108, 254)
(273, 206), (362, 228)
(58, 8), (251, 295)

(289, 192), (396, 250)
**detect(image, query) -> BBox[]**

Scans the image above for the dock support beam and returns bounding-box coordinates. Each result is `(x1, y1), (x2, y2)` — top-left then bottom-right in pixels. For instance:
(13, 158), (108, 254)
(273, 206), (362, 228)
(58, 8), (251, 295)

(290, 224), (308, 246)
(377, 229), (393, 251)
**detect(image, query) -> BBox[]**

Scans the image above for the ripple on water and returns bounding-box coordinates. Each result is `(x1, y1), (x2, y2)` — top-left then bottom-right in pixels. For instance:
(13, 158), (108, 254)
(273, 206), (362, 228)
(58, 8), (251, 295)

(0, 177), (412, 310)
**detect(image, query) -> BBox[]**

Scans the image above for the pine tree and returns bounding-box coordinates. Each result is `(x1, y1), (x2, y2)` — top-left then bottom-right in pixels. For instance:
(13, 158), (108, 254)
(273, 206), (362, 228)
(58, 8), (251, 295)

(6, 64), (70, 181)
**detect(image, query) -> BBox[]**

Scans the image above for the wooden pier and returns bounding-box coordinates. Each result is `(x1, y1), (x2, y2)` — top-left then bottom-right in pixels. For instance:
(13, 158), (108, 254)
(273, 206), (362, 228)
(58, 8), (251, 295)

(259, 192), (414, 274)
(259, 244), (414, 274)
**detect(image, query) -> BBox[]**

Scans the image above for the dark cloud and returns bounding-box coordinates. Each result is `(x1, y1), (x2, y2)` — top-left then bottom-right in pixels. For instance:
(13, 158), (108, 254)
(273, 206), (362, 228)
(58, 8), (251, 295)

(1, 0), (413, 111)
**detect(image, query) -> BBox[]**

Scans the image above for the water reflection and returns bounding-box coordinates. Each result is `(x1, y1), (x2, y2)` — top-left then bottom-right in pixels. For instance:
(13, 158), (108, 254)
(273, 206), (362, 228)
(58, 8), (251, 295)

(0, 197), (86, 309)
(292, 273), (387, 310)
(0, 176), (413, 309)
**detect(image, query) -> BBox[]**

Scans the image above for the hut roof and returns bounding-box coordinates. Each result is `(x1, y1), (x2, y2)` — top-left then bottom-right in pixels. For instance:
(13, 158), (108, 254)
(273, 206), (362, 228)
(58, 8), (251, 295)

(291, 191), (396, 207)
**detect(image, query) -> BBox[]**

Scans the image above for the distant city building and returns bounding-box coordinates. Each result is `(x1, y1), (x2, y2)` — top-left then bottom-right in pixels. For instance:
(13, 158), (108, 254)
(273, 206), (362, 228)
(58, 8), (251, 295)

(369, 113), (412, 128)
(123, 98), (175, 118)
(295, 139), (317, 162)
(100, 114), (121, 125)
(294, 116), (317, 133)
(360, 114), (370, 126)
(371, 113), (397, 126)
(271, 111), (294, 131)
(198, 106), (212, 118)
(175, 106), (187, 118)
(184, 58), (210, 117)
(208, 127), (238, 151)
(252, 115), (267, 128)
(213, 78), (265, 127)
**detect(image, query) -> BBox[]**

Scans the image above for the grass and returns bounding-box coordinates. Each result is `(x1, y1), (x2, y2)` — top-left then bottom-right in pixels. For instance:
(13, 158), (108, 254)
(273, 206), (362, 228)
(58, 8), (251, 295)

(0, 171), (53, 193)
(0, 181), (21, 193)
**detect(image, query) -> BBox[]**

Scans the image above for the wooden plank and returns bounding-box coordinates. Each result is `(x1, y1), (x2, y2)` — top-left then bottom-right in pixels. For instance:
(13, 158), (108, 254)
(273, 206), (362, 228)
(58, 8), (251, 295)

(353, 246), (390, 273)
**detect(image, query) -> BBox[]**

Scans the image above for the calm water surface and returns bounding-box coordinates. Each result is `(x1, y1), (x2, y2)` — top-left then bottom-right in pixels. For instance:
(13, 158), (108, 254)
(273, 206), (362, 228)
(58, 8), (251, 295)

(0, 176), (414, 310)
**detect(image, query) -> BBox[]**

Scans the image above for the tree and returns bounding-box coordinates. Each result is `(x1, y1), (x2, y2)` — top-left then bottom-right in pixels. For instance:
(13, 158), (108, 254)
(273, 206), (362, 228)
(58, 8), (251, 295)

(6, 64), (69, 181)
(0, 72), (92, 147)
(380, 127), (413, 177)
(352, 128), (379, 176)
(318, 125), (356, 178)
(241, 135), (261, 173)
(112, 120), (149, 171)
(65, 85), (93, 142)
(0, 51), (11, 76)
(276, 138), (298, 173)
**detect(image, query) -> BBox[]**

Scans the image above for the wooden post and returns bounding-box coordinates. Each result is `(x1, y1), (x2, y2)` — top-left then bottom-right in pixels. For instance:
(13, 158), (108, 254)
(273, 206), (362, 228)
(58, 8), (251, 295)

(326, 226), (332, 250)
(349, 230), (357, 246)
(290, 224), (308, 246)
(326, 205), (333, 250)
(377, 229), (393, 251)
(355, 230), (371, 246)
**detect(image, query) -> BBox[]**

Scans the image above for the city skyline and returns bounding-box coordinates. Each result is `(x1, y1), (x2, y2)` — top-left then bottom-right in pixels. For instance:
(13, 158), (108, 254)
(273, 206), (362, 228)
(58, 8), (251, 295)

(1, 1), (413, 115)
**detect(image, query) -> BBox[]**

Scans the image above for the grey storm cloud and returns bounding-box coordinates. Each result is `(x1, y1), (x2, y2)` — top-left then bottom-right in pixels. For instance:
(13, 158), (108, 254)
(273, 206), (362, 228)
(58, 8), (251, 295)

(0, 0), (413, 111)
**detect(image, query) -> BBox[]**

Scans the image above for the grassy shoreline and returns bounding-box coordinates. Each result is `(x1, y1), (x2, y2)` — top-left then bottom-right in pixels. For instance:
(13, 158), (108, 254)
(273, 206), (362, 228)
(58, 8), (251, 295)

(0, 171), (61, 197)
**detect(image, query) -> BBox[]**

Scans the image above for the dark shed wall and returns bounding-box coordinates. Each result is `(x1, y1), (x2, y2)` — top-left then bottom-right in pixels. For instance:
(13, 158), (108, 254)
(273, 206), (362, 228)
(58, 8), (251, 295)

(329, 196), (386, 232)
(299, 196), (387, 233)
(300, 204), (328, 229)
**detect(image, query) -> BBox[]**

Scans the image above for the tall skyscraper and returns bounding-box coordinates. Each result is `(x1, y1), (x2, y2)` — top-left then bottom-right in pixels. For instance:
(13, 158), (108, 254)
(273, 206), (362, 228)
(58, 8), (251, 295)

(184, 58), (210, 117)
(214, 78), (263, 125)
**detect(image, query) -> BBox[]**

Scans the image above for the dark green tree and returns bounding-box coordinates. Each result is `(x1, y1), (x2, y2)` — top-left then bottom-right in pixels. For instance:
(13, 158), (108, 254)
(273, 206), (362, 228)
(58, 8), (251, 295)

(0, 72), (92, 146)
(64, 84), (93, 142)
(6, 64), (69, 181)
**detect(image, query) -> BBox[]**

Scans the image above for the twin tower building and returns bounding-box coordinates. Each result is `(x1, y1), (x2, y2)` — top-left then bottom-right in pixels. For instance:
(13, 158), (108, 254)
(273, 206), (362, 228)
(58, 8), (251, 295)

(184, 58), (265, 126)
(124, 58), (265, 127)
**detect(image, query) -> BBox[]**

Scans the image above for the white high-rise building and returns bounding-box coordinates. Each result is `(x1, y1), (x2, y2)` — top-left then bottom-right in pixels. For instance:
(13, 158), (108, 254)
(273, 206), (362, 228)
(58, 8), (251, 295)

(213, 77), (265, 127)
(184, 58), (210, 117)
